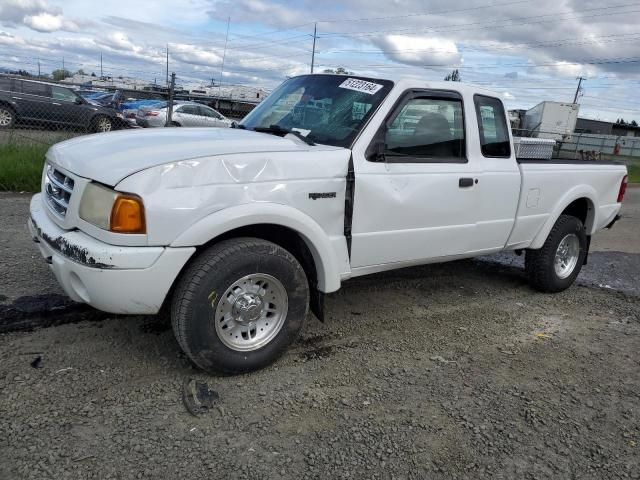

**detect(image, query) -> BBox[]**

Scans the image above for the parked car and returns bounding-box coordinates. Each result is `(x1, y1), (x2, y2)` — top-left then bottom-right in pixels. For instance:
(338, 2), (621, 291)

(28, 74), (627, 374)
(136, 101), (232, 128)
(0, 77), (128, 132)
(120, 100), (165, 127)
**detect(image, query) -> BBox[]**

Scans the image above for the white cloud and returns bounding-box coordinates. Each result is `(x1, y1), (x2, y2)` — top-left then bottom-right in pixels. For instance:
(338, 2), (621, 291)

(372, 35), (460, 67)
(23, 12), (78, 32)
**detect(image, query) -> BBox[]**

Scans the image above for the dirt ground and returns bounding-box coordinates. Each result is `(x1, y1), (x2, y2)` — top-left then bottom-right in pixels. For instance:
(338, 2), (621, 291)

(0, 190), (639, 480)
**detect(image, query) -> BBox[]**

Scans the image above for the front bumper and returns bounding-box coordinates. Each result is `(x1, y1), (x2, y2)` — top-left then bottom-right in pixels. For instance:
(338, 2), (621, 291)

(28, 194), (195, 314)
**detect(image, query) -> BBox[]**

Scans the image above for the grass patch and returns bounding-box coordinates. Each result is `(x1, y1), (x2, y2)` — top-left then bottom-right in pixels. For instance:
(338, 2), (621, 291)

(0, 144), (48, 192)
(627, 162), (640, 184)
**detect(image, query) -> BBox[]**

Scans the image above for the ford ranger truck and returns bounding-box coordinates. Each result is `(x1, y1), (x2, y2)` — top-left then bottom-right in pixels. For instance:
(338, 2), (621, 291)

(28, 74), (628, 374)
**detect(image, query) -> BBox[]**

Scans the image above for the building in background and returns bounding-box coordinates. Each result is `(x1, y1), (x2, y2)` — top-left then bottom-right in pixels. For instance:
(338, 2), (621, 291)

(188, 84), (269, 102)
(575, 118), (640, 138)
(61, 73), (152, 91)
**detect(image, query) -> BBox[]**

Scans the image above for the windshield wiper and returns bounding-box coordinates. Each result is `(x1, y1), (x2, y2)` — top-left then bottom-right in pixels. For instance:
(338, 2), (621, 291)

(253, 125), (315, 146)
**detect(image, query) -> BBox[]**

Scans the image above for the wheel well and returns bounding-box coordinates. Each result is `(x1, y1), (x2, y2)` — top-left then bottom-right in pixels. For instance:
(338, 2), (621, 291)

(159, 224), (323, 321)
(212, 224), (319, 289)
(0, 102), (16, 114)
(561, 198), (594, 230)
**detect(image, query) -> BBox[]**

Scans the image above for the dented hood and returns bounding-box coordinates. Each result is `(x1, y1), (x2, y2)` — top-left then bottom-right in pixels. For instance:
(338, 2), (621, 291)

(46, 127), (329, 186)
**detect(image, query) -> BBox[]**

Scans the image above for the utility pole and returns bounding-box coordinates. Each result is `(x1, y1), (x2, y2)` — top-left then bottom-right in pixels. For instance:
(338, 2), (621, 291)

(573, 76), (586, 104)
(310, 22), (317, 74)
(62, 57), (65, 74)
(166, 44), (169, 87)
(166, 72), (176, 127)
(37, 59), (41, 77)
(100, 52), (103, 78)
(218, 16), (230, 98)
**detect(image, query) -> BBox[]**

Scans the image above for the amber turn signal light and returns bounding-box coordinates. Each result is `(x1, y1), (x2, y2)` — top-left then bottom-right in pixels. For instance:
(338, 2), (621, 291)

(110, 194), (145, 233)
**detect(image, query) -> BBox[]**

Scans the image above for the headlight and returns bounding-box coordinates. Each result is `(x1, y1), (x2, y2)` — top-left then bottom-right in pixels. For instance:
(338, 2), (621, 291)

(79, 183), (145, 234)
(116, 112), (124, 119)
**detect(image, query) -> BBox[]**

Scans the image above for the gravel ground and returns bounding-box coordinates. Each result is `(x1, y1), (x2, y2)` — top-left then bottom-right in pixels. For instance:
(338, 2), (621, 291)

(0, 190), (639, 479)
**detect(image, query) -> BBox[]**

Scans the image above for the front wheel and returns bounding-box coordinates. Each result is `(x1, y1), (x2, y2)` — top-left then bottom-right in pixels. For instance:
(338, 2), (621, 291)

(525, 214), (587, 293)
(171, 238), (309, 374)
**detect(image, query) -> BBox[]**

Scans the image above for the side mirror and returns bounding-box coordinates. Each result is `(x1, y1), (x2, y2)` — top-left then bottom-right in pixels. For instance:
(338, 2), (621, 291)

(75, 97), (84, 105)
(366, 138), (386, 162)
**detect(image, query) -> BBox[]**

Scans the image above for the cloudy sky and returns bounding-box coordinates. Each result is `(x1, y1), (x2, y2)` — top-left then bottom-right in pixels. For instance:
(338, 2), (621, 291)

(1, 0), (639, 121)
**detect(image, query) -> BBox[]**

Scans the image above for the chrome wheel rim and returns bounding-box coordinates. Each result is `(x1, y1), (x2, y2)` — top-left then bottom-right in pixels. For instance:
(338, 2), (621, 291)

(0, 108), (12, 126)
(97, 118), (112, 132)
(554, 233), (580, 279)
(214, 273), (288, 352)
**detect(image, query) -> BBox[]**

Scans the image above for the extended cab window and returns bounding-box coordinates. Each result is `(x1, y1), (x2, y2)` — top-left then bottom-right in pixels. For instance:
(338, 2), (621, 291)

(474, 95), (510, 157)
(384, 96), (465, 162)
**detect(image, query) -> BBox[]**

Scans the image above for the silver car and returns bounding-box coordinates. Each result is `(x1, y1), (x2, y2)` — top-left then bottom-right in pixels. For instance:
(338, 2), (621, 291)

(136, 102), (232, 128)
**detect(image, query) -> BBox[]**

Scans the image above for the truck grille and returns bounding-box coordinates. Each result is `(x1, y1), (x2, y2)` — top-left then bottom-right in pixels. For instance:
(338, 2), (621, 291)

(44, 164), (74, 217)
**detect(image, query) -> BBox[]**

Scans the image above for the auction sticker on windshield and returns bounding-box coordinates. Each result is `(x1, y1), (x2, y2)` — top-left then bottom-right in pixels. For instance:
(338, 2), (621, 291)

(339, 78), (384, 95)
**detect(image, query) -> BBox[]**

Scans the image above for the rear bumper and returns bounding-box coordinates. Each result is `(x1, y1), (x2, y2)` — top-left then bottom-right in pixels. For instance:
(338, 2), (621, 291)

(28, 194), (194, 314)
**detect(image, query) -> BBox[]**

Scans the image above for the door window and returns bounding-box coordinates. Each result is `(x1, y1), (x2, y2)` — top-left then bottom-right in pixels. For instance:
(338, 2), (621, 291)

(52, 86), (79, 103)
(178, 105), (199, 115)
(474, 95), (510, 157)
(22, 82), (51, 97)
(198, 106), (221, 118)
(383, 96), (466, 162)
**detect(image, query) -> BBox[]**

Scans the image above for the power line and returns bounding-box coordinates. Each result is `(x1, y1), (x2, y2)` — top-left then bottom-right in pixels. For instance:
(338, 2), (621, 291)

(315, 0), (532, 24)
(318, 3), (640, 38)
(319, 32), (640, 55)
(316, 56), (640, 70)
(226, 22), (316, 41)
(225, 33), (312, 51)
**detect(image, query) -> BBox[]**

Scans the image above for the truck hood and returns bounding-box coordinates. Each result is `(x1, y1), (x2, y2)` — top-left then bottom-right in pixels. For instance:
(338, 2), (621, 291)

(47, 127), (340, 186)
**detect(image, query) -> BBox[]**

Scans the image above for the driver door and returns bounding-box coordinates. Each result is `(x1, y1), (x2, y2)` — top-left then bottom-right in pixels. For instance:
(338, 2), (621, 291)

(350, 90), (481, 269)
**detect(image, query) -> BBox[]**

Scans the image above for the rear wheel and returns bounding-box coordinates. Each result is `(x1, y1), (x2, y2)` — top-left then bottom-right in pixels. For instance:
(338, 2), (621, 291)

(525, 215), (587, 293)
(92, 115), (112, 133)
(171, 238), (309, 374)
(0, 105), (15, 129)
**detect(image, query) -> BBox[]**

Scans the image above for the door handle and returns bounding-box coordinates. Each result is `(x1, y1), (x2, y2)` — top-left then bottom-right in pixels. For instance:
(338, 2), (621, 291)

(459, 177), (475, 188)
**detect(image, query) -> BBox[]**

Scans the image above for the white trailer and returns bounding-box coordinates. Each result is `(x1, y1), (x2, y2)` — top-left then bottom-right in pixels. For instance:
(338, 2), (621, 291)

(523, 101), (580, 140)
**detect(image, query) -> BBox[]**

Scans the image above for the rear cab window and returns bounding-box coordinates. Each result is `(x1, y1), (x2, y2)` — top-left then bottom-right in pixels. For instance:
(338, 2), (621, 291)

(474, 95), (511, 158)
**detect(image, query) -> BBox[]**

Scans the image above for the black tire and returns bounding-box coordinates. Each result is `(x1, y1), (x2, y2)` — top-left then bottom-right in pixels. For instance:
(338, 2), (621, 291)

(171, 121), (181, 127)
(171, 238), (309, 374)
(525, 214), (587, 293)
(91, 115), (112, 133)
(0, 104), (15, 129)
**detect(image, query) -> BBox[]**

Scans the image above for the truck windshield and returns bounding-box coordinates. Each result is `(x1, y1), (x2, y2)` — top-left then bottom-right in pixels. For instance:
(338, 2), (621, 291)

(239, 75), (394, 148)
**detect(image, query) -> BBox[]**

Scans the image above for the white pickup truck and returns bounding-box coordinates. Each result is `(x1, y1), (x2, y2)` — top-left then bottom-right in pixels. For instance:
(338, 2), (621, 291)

(28, 74), (628, 373)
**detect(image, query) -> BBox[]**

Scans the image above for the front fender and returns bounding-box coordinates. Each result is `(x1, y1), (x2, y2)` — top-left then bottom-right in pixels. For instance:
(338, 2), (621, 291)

(170, 202), (346, 292)
(529, 185), (597, 250)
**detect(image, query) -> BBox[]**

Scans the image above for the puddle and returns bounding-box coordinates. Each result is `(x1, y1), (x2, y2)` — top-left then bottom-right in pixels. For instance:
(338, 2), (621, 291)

(0, 294), (111, 333)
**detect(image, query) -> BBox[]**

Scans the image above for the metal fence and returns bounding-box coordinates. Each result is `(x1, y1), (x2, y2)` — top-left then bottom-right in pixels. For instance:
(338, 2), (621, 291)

(0, 72), (249, 149)
(557, 133), (640, 159)
(513, 128), (640, 160)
